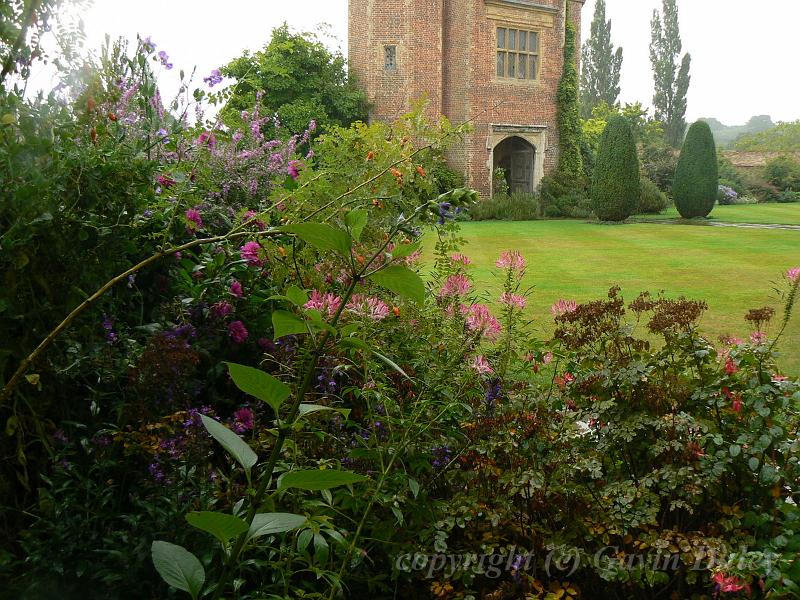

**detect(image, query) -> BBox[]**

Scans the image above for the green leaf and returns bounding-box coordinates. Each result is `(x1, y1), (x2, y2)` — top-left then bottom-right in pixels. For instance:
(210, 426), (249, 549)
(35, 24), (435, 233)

(368, 265), (426, 305)
(225, 362), (290, 414)
(151, 541), (205, 600)
(273, 310), (308, 339)
(282, 223), (351, 256)
(200, 415), (258, 476)
(390, 241), (421, 260)
(372, 350), (411, 380)
(408, 478), (420, 499)
(186, 511), (248, 546)
(748, 456), (760, 471)
(729, 444), (741, 458)
(278, 469), (369, 491)
(247, 513), (308, 542)
(297, 404), (351, 419)
(297, 528), (313, 553)
(344, 209), (368, 242)
(286, 285), (309, 306)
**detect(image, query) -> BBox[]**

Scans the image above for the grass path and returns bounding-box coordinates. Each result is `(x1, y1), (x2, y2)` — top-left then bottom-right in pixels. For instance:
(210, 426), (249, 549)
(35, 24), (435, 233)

(634, 203), (800, 225)
(422, 220), (800, 373)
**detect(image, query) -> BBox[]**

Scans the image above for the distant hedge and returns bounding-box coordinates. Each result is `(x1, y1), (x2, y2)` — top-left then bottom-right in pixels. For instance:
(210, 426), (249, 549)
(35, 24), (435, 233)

(673, 121), (718, 218)
(591, 115), (640, 221)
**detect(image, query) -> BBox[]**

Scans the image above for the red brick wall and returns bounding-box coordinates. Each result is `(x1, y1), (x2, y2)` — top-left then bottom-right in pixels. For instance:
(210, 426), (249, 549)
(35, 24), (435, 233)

(349, 0), (585, 196)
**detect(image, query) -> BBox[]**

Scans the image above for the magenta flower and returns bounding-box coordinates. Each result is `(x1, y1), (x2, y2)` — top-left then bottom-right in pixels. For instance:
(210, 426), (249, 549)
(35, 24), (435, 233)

(197, 130), (217, 148)
(305, 290), (343, 319)
(450, 253), (471, 266)
(242, 210), (266, 231)
(496, 250), (526, 272)
(788, 267), (800, 283)
(461, 304), (502, 340)
(240, 241), (264, 266)
(157, 174), (177, 188)
(230, 280), (244, 298)
(543, 352), (554, 364)
(185, 208), (203, 231)
(346, 295), (390, 321)
(440, 274), (472, 298)
(750, 331), (767, 345)
(500, 292), (526, 309)
(232, 407), (254, 433)
(470, 355), (494, 375)
(287, 160), (304, 180)
(211, 301), (234, 319)
(228, 320), (249, 344)
(551, 299), (578, 317)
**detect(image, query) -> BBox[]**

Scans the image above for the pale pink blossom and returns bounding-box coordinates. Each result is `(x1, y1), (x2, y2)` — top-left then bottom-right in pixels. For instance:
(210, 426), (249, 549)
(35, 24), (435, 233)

(499, 292), (526, 309)
(496, 250), (526, 272)
(450, 253), (471, 266)
(304, 290), (343, 319)
(440, 274), (472, 297)
(750, 331), (767, 345)
(551, 299), (578, 317)
(346, 295), (390, 321)
(461, 304), (502, 340)
(404, 250), (422, 265)
(543, 352), (554, 364)
(787, 267), (800, 283)
(470, 355), (494, 375)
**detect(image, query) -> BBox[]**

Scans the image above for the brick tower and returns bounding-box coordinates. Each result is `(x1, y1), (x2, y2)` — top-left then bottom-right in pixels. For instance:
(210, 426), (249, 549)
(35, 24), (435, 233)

(349, 0), (585, 197)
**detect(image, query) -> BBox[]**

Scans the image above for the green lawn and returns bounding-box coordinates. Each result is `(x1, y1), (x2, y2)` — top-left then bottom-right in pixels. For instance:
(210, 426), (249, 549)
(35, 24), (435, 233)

(422, 220), (800, 373)
(633, 203), (800, 225)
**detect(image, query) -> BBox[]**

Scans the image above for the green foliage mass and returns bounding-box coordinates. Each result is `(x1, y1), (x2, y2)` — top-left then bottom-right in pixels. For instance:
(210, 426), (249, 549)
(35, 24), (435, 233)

(763, 155), (800, 191)
(591, 115), (640, 221)
(734, 120), (800, 151)
(221, 24), (368, 136)
(556, 20), (584, 184)
(674, 121), (719, 218)
(637, 176), (669, 214)
(580, 0), (623, 118)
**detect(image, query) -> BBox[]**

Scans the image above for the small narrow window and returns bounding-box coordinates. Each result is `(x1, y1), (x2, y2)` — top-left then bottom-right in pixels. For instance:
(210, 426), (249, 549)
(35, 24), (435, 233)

(384, 45), (397, 71)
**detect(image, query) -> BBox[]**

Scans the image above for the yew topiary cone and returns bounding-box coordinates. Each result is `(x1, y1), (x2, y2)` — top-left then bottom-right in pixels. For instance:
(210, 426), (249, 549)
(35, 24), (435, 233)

(673, 121), (719, 218)
(590, 115), (640, 222)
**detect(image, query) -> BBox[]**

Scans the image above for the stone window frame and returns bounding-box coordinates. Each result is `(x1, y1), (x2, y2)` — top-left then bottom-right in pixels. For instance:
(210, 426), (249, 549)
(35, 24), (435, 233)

(495, 26), (540, 82)
(384, 45), (398, 72)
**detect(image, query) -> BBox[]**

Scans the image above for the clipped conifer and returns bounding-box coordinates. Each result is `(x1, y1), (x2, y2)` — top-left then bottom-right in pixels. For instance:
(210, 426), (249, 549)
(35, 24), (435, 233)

(590, 115), (640, 221)
(673, 121), (719, 218)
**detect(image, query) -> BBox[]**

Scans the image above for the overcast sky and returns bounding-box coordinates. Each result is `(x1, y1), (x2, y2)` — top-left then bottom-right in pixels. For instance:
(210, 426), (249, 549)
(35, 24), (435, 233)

(44, 0), (799, 126)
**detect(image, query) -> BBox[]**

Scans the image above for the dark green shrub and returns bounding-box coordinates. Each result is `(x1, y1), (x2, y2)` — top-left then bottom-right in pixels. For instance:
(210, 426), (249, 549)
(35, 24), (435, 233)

(590, 115), (640, 221)
(763, 155), (800, 191)
(778, 190), (800, 203)
(640, 143), (678, 194)
(638, 176), (669, 214)
(539, 172), (592, 218)
(430, 158), (465, 194)
(673, 120), (719, 217)
(718, 154), (745, 194)
(741, 170), (780, 203)
(469, 191), (540, 221)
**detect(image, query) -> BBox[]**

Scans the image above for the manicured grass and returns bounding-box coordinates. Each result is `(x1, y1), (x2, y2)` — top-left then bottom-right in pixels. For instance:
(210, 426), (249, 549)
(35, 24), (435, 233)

(634, 203), (800, 225)
(422, 220), (800, 373)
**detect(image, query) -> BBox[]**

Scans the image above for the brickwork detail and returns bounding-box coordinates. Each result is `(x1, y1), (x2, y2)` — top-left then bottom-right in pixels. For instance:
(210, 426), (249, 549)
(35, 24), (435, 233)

(349, 0), (585, 196)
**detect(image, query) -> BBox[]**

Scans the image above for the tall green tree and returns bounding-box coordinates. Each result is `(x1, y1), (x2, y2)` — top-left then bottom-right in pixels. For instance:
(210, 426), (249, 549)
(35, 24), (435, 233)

(673, 121), (718, 218)
(591, 115), (640, 222)
(556, 19), (584, 183)
(580, 0), (623, 119)
(650, 0), (691, 147)
(221, 24), (368, 136)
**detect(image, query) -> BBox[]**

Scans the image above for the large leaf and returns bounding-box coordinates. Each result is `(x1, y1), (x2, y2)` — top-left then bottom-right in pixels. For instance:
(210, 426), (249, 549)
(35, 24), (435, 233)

(390, 241), (421, 260)
(368, 265), (425, 305)
(226, 362), (290, 414)
(297, 404), (351, 419)
(278, 469), (369, 491)
(186, 511), (249, 545)
(344, 209), (368, 242)
(282, 223), (351, 256)
(272, 310), (308, 339)
(200, 415), (258, 476)
(151, 541), (205, 600)
(247, 512), (308, 542)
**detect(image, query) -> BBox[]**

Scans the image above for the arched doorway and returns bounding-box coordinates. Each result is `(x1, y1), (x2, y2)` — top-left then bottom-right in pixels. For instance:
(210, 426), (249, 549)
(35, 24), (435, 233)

(493, 136), (535, 195)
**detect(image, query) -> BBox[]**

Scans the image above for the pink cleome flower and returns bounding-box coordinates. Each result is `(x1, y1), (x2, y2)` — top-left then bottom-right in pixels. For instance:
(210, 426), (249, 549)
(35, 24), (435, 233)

(461, 303), (502, 340)
(346, 295), (390, 321)
(788, 267), (800, 283)
(287, 160), (304, 180)
(496, 250), (526, 272)
(450, 253), (471, 266)
(440, 274), (472, 298)
(230, 280), (244, 298)
(304, 290), (343, 319)
(750, 331), (767, 345)
(228, 320), (249, 344)
(712, 572), (751, 595)
(551, 299), (578, 317)
(240, 241), (264, 266)
(500, 292), (526, 310)
(470, 355), (494, 375)
(185, 208), (203, 231)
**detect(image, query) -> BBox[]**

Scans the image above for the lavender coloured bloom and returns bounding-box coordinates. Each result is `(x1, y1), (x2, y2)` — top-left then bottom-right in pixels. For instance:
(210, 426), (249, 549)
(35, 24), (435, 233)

(203, 68), (224, 88)
(438, 202), (454, 225)
(485, 378), (502, 416)
(431, 444), (452, 469)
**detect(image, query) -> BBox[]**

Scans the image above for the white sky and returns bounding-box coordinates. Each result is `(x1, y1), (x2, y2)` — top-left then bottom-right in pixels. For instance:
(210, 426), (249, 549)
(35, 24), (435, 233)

(32, 0), (800, 126)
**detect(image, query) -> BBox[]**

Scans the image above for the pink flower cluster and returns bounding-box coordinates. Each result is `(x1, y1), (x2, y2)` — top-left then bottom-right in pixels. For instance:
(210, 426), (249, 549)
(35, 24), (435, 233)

(185, 208), (203, 231)
(551, 299), (578, 317)
(500, 292), (526, 309)
(228, 320), (248, 344)
(440, 274), (472, 298)
(240, 241), (264, 266)
(461, 304), (502, 340)
(496, 250), (526, 272)
(711, 572), (751, 595)
(470, 355), (494, 375)
(788, 267), (800, 283)
(304, 290), (343, 319)
(450, 253), (471, 266)
(346, 295), (390, 321)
